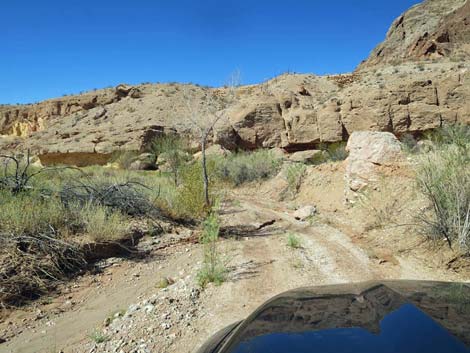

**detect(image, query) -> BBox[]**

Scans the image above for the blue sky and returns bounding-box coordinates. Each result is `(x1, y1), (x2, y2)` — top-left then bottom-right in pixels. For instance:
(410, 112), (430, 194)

(1, 0), (421, 104)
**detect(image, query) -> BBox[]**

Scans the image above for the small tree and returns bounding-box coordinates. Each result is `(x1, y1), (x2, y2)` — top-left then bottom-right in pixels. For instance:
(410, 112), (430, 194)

(182, 73), (240, 207)
(151, 134), (190, 186)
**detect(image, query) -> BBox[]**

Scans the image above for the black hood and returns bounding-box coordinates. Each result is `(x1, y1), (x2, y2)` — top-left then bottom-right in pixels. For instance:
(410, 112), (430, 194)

(199, 281), (470, 353)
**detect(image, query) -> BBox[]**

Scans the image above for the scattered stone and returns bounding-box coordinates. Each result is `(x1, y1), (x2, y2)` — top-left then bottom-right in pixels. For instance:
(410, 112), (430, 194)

(293, 205), (317, 221)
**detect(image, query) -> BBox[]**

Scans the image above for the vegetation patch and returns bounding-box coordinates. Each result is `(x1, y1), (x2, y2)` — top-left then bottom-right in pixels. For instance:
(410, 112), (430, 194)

(197, 213), (226, 287)
(286, 233), (302, 249)
(415, 142), (470, 253)
(215, 150), (282, 186)
(0, 153), (167, 307)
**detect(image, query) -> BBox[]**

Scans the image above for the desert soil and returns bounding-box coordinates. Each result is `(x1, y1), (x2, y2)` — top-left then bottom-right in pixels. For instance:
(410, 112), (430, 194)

(0, 173), (468, 353)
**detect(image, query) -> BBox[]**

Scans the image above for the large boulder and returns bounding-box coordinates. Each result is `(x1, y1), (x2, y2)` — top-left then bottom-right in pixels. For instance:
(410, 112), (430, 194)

(129, 153), (157, 170)
(345, 132), (403, 197)
(193, 144), (231, 159)
(288, 150), (325, 164)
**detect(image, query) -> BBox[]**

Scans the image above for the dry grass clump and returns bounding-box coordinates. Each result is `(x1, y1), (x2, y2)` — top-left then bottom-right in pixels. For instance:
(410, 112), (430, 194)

(357, 181), (409, 230)
(79, 203), (130, 242)
(109, 151), (139, 170)
(283, 164), (306, 200)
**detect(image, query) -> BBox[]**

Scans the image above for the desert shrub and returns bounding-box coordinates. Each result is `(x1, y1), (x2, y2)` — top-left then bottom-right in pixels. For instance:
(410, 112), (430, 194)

(215, 150), (282, 186)
(0, 151), (66, 195)
(426, 124), (470, 151)
(325, 142), (348, 161)
(0, 162), (166, 306)
(284, 164), (306, 199)
(197, 213), (225, 287)
(357, 182), (407, 230)
(0, 191), (69, 236)
(172, 161), (213, 218)
(150, 134), (191, 185)
(415, 145), (470, 252)
(89, 330), (109, 344)
(79, 203), (130, 242)
(286, 233), (302, 249)
(0, 192), (86, 306)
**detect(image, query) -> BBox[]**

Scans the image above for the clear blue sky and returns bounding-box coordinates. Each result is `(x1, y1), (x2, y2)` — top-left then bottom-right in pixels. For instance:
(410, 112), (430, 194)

(1, 0), (422, 104)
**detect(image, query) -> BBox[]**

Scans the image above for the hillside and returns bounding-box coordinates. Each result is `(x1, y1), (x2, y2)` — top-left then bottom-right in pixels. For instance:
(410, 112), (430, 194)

(0, 0), (469, 166)
(1, 1), (470, 352)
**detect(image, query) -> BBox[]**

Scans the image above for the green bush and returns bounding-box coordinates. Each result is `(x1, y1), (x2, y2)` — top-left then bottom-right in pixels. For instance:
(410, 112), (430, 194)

(325, 142), (348, 162)
(0, 192), (68, 236)
(415, 144), (470, 252)
(151, 135), (191, 185)
(426, 124), (470, 150)
(197, 213), (225, 287)
(215, 150), (282, 186)
(286, 233), (302, 249)
(173, 161), (212, 218)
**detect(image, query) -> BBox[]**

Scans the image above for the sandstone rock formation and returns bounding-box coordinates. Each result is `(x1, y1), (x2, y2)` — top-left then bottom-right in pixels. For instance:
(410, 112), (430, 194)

(358, 0), (469, 69)
(0, 0), (469, 166)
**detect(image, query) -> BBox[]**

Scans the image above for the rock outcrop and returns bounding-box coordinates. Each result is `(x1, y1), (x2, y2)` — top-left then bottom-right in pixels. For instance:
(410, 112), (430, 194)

(0, 0), (469, 166)
(345, 132), (403, 198)
(358, 0), (469, 69)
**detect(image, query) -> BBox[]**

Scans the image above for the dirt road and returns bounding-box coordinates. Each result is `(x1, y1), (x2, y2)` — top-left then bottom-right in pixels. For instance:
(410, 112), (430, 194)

(0, 194), (466, 353)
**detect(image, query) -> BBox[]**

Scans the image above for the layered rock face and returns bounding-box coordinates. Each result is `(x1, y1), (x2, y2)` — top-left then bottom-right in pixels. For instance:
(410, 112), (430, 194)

(358, 0), (470, 68)
(0, 0), (469, 165)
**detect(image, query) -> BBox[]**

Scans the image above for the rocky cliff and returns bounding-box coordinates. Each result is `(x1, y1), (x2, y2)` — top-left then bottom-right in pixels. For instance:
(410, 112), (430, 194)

(358, 0), (469, 69)
(0, 0), (469, 166)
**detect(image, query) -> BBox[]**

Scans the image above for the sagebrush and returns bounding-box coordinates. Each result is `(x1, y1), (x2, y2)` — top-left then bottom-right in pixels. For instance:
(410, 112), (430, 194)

(215, 150), (282, 186)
